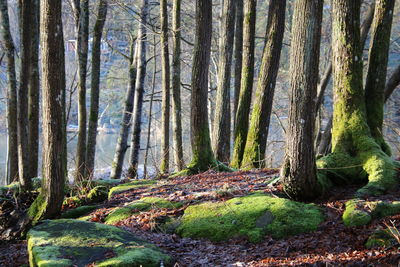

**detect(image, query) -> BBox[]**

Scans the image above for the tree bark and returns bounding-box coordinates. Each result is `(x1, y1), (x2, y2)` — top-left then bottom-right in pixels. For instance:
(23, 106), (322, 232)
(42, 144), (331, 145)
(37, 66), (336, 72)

(365, 0), (395, 156)
(230, 0), (257, 169)
(127, 0), (148, 177)
(110, 40), (138, 180)
(29, 0), (65, 222)
(75, 0), (89, 181)
(160, 0), (170, 174)
(212, 0), (236, 163)
(384, 64), (400, 101)
(86, 0), (108, 179)
(281, 0), (323, 201)
(0, 0), (18, 185)
(233, 0), (243, 132)
(241, 0), (286, 169)
(171, 0), (184, 171)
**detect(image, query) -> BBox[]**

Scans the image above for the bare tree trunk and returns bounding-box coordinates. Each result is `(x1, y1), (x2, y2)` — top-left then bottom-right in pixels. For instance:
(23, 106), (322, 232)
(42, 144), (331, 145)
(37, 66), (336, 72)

(281, 0), (323, 201)
(29, 0), (65, 222)
(241, 0), (286, 169)
(233, 0), (243, 131)
(0, 0), (18, 185)
(74, 0), (89, 182)
(110, 40), (138, 180)
(86, 0), (108, 179)
(171, 0), (184, 171)
(230, 0), (257, 169)
(160, 0), (170, 174)
(212, 0), (236, 163)
(385, 64), (400, 101)
(128, 0), (148, 177)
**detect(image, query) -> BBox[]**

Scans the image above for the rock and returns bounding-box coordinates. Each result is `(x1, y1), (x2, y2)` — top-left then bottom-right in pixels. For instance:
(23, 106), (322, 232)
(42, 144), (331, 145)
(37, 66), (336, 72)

(27, 219), (173, 267)
(87, 186), (108, 203)
(61, 205), (98, 219)
(108, 180), (156, 199)
(365, 229), (397, 249)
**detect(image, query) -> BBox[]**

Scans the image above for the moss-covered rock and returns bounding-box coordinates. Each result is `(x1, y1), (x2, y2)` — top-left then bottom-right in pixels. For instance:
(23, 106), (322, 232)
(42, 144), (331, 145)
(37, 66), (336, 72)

(27, 219), (173, 267)
(365, 229), (397, 248)
(177, 193), (324, 242)
(108, 180), (156, 199)
(61, 205), (98, 219)
(105, 197), (183, 225)
(87, 186), (108, 203)
(343, 199), (400, 227)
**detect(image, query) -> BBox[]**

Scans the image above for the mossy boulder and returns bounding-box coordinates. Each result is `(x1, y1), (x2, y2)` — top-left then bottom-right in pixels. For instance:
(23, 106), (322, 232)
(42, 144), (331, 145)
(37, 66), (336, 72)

(343, 199), (400, 227)
(108, 180), (156, 199)
(27, 219), (173, 267)
(177, 193), (324, 242)
(61, 205), (98, 219)
(87, 186), (108, 203)
(105, 197), (183, 225)
(365, 229), (398, 249)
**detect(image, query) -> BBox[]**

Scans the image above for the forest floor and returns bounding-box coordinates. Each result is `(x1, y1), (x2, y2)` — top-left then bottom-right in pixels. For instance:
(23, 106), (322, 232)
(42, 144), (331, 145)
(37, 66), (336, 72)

(1, 168), (400, 266)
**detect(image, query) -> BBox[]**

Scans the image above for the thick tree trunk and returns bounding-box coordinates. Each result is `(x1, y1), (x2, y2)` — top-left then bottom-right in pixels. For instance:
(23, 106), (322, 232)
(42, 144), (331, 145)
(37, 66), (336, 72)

(0, 0), (18, 185)
(241, 0), (286, 169)
(29, 0), (65, 222)
(160, 0), (170, 174)
(230, 0), (257, 169)
(280, 0), (323, 201)
(110, 41), (138, 180)
(365, 0), (395, 156)
(127, 0), (148, 177)
(75, 0), (89, 182)
(317, 0), (397, 197)
(212, 0), (236, 163)
(171, 0), (184, 171)
(233, 0), (243, 132)
(86, 0), (108, 179)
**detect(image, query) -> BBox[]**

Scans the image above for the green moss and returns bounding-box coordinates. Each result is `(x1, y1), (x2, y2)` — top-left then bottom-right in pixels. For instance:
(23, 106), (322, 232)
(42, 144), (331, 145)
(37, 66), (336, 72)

(61, 205), (98, 219)
(365, 229), (396, 249)
(108, 180), (156, 199)
(63, 196), (85, 207)
(177, 193), (324, 242)
(342, 199), (372, 227)
(27, 219), (172, 267)
(87, 186), (108, 203)
(28, 194), (47, 224)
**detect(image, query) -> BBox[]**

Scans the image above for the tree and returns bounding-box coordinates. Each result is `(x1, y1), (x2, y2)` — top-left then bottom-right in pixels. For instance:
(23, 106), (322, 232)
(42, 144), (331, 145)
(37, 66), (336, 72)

(0, 0), (18, 185)
(280, 0), (323, 200)
(212, 0), (236, 163)
(233, 0), (243, 131)
(86, 0), (108, 178)
(29, 0), (66, 221)
(127, 0), (148, 177)
(241, 0), (286, 169)
(160, 0), (171, 174)
(317, 0), (397, 197)
(230, 0), (257, 169)
(171, 0), (184, 171)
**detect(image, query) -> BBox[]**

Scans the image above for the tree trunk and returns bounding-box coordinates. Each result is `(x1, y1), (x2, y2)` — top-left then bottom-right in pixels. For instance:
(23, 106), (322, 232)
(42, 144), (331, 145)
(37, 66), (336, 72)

(127, 0), (148, 177)
(212, 0), (236, 163)
(171, 0), (184, 171)
(86, 0), (108, 179)
(317, 0), (397, 197)
(280, 0), (323, 201)
(110, 40), (138, 180)
(0, 0), (18, 185)
(364, 0), (395, 156)
(230, 0), (257, 169)
(241, 0), (286, 169)
(75, 0), (89, 182)
(384, 64), (400, 101)
(160, 0), (170, 174)
(233, 0), (243, 132)
(29, 0), (65, 222)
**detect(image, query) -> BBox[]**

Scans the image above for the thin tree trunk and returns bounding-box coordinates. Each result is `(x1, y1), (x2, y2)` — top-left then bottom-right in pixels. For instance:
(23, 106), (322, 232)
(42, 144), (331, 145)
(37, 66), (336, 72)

(230, 0), (257, 169)
(212, 0), (236, 163)
(385, 64), (400, 101)
(75, 0), (89, 181)
(160, 0), (170, 174)
(128, 0), (148, 177)
(0, 0), (18, 185)
(233, 0), (243, 132)
(365, 0), (395, 155)
(29, 0), (65, 221)
(171, 0), (184, 171)
(110, 40), (138, 180)
(241, 0), (286, 169)
(86, 0), (108, 179)
(281, 0), (323, 201)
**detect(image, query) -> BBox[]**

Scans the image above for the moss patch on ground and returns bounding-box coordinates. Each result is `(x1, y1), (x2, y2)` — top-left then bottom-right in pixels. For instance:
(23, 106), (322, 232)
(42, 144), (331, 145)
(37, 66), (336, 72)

(177, 193), (324, 242)
(105, 197), (183, 225)
(61, 205), (98, 219)
(108, 180), (157, 199)
(27, 219), (172, 267)
(365, 228), (398, 248)
(343, 199), (400, 227)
